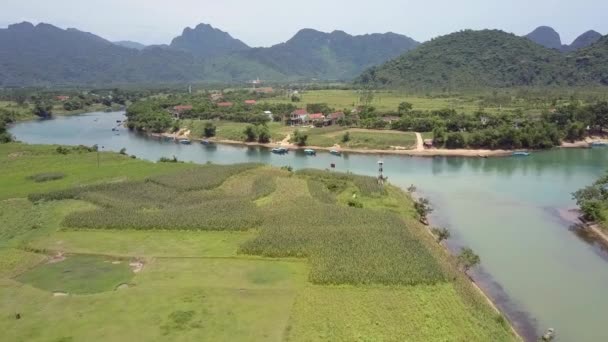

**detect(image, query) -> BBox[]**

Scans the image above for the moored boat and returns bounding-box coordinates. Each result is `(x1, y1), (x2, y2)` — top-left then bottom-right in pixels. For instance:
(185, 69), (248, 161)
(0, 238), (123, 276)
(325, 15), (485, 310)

(304, 149), (316, 156)
(179, 139), (191, 145)
(541, 328), (555, 341)
(330, 149), (342, 156)
(512, 151), (530, 156)
(591, 141), (608, 147)
(201, 140), (211, 145)
(271, 147), (288, 154)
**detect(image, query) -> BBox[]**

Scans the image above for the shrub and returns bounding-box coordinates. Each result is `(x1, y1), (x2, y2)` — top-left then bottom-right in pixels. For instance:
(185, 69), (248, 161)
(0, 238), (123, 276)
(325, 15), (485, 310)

(56, 146), (70, 155)
(27, 172), (66, 183)
(148, 163), (261, 191)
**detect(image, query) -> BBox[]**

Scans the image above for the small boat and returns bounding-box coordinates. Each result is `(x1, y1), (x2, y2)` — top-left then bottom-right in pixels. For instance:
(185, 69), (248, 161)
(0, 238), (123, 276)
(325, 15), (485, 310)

(116, 120), (122, 123)
(179, 139), (191, 145)
(590, 141), (608, 147)
(271, 147), (288, 154)
(304, 149), (316, 156)
(512, 151), (530, 157)
(330, 149), (342, 156)
(111, 128), (118, 132)
(541, 328), (555, 341)
(201, 140), (211, 145)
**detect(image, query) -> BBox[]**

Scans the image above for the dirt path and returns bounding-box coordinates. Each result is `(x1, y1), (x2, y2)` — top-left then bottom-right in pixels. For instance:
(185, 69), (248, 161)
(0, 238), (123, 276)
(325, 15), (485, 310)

(279, 134), (291, 146)
(415, 132), (424, 151)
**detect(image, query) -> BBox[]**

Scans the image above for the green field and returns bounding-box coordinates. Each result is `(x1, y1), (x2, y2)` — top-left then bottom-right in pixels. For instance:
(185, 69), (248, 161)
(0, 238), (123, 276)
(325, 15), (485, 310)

(0, 143), (517, 341)
(262, 89), (550, 115)
(302, 127), (417, 149)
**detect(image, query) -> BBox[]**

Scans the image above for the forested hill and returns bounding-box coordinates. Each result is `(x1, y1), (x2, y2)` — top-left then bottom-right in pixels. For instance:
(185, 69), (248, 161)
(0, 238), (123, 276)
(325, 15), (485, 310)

(356, 29), (608, 89)
(0, 22), (419, 86)
(239, 29), (419, 80)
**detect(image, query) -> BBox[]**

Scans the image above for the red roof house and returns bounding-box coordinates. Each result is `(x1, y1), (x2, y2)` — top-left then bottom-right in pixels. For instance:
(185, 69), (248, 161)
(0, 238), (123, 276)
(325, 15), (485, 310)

(308, 113), (325, 121)
(56, 96), (70, 101)
(244, 100), (257, 105)
(217, 102), (234, 108)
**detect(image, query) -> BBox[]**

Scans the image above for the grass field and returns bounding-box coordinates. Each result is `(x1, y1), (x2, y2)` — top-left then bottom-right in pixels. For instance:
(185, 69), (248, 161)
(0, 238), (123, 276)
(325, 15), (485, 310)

(302, 127), (417, 149)
(0, 143), (517, 341)
(262, 89), (541, 115)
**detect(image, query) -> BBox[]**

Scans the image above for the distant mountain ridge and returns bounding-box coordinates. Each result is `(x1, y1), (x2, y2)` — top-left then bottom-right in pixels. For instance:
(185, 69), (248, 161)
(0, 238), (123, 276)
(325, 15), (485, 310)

(524, 26), (603, 52)
(0, 21), (419, 85)
(113, 40), (146, 50)
(170, 23), (250, 58)
(356, 29), (608, 89)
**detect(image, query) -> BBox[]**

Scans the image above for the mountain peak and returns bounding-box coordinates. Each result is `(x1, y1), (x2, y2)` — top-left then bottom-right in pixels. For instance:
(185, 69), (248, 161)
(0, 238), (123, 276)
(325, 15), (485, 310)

(566, 30), (603, 52)
(7, 22), (34, 31)
(170, 23), (249, 58)
(525, 26), (562, 50)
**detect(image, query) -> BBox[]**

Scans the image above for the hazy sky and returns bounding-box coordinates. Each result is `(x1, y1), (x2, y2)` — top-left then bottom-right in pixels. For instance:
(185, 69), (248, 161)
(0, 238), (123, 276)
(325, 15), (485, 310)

(1, 0), (606, 47)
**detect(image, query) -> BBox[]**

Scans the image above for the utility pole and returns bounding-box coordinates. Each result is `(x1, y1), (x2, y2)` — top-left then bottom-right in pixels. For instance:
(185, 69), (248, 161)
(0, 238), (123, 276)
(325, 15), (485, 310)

(378, 160), (385, 185)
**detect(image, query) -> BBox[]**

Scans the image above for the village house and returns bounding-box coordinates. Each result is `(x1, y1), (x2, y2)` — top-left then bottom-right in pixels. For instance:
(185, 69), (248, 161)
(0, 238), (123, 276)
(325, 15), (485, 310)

(244, 100), (257, 105)
(308, 113), (325, 126)
(424, 139), (434, 148)
(210, 93), (223, 102)
(55, 95), (70, 101)
(254, 87), (274, 94)
(171, 105), (193, 119)
(217, 102), (233, 108)
(326, 112), (345, 125)
(289, 109), (309, 125)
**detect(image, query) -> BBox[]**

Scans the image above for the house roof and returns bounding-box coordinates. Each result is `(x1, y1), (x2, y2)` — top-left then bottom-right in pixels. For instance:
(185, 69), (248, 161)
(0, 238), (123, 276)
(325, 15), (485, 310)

(244, 100), (257, 105)
(56, 95), (70, 101)
(217, 102), (233, 107)
(255, 87), (274, 93)
(292, 109), (308, 116)
(173, 105), (193, 112)
(328, 112), (345, 119)
(308, 113), (325, 120)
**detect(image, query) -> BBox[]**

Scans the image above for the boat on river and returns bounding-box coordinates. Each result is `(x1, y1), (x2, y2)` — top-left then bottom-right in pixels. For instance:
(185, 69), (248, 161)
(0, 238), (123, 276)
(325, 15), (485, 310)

(201, 140), (211, 145)
(271, 147), (288, 154)
(330, 149), (342, 156)
(591, 141), (608, 147)
(512, 151), (530, 156)
(179, 139), (191, 145)
(304, 149), (316, 156)
(541, 328), (555, 341)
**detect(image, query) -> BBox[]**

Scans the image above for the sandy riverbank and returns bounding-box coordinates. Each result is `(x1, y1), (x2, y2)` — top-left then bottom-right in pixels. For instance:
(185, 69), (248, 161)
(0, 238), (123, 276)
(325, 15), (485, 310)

(151, 130), (607, 158)
(557, 207), (608, 246)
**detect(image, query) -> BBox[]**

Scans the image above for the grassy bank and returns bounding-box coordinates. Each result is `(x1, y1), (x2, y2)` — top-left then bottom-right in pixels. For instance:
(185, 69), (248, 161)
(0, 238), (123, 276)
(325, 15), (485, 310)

(0, 143), (517, 341)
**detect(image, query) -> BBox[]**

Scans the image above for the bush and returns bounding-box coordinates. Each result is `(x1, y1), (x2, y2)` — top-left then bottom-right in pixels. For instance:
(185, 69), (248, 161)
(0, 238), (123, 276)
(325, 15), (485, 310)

(27, 172), (66, 183)
(445, 132), (467, 149)
(56, 146), (70, 155)
(292, 129), (308, 146)
(347, 198), (363, 208)
(203, 122), (216, 138)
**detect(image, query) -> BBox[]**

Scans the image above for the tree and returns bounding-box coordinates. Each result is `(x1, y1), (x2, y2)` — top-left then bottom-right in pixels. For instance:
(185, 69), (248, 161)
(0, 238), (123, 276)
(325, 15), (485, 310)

(398, 102), (413, 114)
(432, 126), (447, 146)
(292, 129), (308, 146)
(243, 125), (257, 142)
(565, 122), (585, 142)
(33, 102), (53, 118)
(414, 198), (433, 219)
(431, 227), (450, 243)
(257, 125), (271, 143)
(291, 95), (300, 102)
(341, 131), (351, 143)
(445, 132), (467, 149)
(458, 247), (480, 273)
(203, 122), (216, 138)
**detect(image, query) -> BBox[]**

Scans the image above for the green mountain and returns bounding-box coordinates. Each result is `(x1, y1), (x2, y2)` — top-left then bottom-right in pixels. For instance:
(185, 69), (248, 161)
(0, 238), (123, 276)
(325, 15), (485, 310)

(239, 29), (420, 80)
(0, 22), (420, 85)
(170, 23), (250, 58)
(356, 30), (575, 89)
(572, 35), (608, 85)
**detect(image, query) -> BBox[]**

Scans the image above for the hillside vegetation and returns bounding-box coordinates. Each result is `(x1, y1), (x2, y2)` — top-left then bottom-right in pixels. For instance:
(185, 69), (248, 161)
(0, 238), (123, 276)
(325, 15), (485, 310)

(356, 30), (608, 89)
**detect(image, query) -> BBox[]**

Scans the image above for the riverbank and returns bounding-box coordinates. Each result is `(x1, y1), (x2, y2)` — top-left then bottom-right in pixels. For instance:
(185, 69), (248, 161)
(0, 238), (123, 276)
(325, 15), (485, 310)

(410, 191), (525, 341)
(153, 130), (607, 158)
(557, 207), (608, 247)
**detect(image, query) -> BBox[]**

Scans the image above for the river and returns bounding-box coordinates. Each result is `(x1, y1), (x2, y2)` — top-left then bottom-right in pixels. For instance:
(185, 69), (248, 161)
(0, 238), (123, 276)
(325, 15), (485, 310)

(9, 111), (608, 341)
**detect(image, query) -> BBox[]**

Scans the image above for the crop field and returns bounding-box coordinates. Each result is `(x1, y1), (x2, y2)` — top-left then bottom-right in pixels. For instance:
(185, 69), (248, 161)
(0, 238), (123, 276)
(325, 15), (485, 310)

(0, 143), (517, 341)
